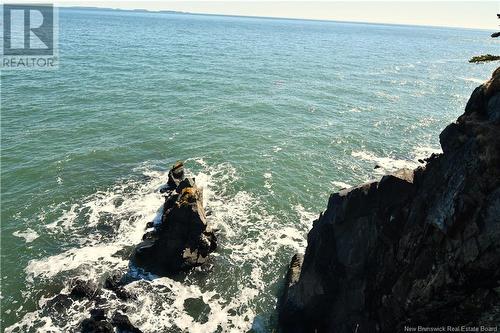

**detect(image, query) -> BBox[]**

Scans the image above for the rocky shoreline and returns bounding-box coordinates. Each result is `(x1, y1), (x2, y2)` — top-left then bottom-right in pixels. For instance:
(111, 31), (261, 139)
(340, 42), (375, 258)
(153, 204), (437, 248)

(60, 162), (218, 332)
(43, 69), (498, 333)
(277, 67), (500, 332)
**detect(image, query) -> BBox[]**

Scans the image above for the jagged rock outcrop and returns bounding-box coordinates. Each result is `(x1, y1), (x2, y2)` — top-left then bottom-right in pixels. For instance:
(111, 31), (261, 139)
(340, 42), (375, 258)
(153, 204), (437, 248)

(131, 162), (217, 275)
(39, 277), (142, 332)
(278, 68), (500, 333)
(103, 273), (135, 301)
(46, 163), (217, 332)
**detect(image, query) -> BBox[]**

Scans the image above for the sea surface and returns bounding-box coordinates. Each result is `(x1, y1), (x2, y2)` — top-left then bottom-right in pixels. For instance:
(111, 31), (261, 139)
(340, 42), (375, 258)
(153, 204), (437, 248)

(1, 8), (498, 332)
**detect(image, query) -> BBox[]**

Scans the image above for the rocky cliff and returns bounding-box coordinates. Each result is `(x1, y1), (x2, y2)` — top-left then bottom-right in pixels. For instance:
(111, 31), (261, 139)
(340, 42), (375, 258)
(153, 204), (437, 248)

(278, 67), (500, 333)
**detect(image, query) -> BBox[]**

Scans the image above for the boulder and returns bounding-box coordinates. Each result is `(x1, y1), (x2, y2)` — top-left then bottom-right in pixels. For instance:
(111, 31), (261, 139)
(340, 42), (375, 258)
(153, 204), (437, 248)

(90, 308), (107, 321)
(167, 161), (185, 189)
(131, 162), (217, 275)
(45, 294), (74, 312)
(70, 279), (100, 300)
(104, 273), (134, 301)
(80, 311), (142, 333)
(278, 68), (500, 332)
(80, 318), (114, 333)
(111, 313), (143, 333)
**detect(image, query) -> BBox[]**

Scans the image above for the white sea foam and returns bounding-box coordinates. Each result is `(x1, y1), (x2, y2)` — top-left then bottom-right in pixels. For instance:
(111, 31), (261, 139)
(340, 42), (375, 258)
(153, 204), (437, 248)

(412, 146), (442, 160)
(332, 181), (351, 189)
(294, 204), (317, 227)
(263, 172), (273, 193)
(374, 91), (400, 101)
(27, 169), (166, 281)
(12, 228), (39, 243)
(9, 160), (311, 333)
(45, 203), (79, 230)
(352, 150), (418, 173)
(352, 145), (442, 176)
(460, 77), (484, 84)
(25, 244), (125, 282)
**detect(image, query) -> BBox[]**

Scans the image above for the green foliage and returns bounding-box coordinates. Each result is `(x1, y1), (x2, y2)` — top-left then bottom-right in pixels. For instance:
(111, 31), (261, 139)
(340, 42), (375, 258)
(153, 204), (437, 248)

(469, 54), (500, 63)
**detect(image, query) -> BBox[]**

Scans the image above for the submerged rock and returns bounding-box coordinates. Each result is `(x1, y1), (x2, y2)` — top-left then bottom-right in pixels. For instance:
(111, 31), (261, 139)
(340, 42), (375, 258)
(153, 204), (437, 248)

(183, 297), (211, 324)
(278, 68), (500, 332)
(131, 162), (217, 275)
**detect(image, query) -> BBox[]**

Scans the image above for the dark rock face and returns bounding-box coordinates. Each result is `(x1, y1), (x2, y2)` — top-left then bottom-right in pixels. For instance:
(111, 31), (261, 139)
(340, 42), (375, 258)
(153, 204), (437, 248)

(167, 161), (185, 188)
(70, 279), (100, 299)
(81, 318), (114, 333)
(278, 68), (500, 333)
(80, 310), (143, 333)
(131, 162), (217, 275)
(90, 308), (107, 321)
(111, 313), (143, 333)
(104, 273), (134, 301)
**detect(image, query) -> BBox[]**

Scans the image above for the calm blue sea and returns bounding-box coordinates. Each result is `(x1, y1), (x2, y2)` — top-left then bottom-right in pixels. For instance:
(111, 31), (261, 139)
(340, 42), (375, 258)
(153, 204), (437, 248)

(1, 8), (498, 332)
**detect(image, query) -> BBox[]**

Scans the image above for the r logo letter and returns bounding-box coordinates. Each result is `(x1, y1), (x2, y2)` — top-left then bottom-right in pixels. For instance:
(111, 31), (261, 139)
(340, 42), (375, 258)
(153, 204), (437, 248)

(3, 4), (54, 56)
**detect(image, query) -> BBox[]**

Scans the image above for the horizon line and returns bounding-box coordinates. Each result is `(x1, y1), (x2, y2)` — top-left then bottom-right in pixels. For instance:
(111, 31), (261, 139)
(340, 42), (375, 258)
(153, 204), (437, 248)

(58, 5), (495, 32)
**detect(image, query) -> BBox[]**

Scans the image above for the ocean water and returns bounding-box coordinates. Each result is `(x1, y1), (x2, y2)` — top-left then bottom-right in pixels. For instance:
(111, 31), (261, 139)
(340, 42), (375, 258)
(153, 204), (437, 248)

(1, 8), (498, 332)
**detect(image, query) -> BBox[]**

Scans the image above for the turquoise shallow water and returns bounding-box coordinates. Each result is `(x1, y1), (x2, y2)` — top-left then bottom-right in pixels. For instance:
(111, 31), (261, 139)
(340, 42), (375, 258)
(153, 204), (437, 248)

(1, 8), (498, 332)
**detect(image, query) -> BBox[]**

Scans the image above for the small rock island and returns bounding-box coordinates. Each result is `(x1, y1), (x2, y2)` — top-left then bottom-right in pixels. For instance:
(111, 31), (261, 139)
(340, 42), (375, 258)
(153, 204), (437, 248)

(76, 162), (218, 332)
(132, 161), (217, 275)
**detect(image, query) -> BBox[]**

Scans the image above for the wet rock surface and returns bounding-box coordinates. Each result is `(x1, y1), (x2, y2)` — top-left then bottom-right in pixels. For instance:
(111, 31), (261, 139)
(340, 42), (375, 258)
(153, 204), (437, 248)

(42, 162), (217, 333)
(278, 68), (500, 333)
(43, 276), (143, 332)
(132, 161), (217, 275)
(80, 310), (143, 333)
(70, 279), (100, 300)
(104, 273), (135, 301)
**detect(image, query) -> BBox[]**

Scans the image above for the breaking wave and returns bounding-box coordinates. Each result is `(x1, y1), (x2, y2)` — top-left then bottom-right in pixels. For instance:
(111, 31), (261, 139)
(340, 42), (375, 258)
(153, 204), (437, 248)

(352, 145), (442, 176)
(6, 159), (317, 333)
